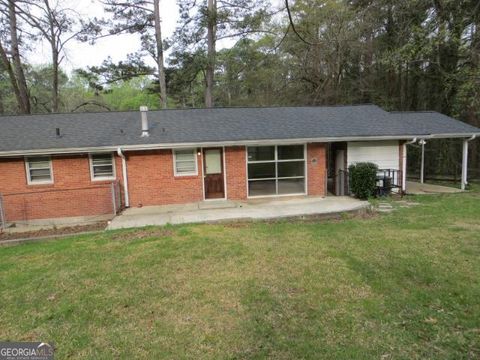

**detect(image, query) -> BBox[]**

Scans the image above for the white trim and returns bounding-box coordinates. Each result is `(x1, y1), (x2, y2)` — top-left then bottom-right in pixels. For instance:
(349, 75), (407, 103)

(200, 148), (205, 200)
(248, 192), (307, 199)
(25, 156), (54, 185)
(402, 143), (407, 192)
(304, 143), (309, 195)
(117, 148), (130, 207)
(245, 146), (249, 198)
(173, 148), (198, 176)
(246, 144), (307, 198)
(222, 146), (228, 200)
(202, 147), (227, 201)
(2, 133), (479, 157)
(89, 152), (116, 181)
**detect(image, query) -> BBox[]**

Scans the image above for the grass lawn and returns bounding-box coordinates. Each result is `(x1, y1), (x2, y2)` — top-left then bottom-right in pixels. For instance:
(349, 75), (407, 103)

(1, 191), (479, 359)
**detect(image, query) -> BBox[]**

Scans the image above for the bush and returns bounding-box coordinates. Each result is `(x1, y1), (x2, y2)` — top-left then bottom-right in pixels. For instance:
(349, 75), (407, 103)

(349, 162), (378, 199)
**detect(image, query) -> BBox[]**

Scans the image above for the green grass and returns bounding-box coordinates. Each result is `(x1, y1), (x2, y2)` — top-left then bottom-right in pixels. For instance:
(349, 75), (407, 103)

(1, 191), (480, 359)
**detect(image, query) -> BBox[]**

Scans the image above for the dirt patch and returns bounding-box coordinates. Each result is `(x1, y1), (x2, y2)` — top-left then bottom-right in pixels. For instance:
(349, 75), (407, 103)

(451, 222), (480, 231)
(0, 222), (107, 241)
(110, 228), (175, 241)
(221, 209), (377, 227)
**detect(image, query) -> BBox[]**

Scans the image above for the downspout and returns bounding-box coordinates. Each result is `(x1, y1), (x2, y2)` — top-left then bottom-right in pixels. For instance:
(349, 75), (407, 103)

(117, 148), (130, 208)
(402, 138), (417, 193)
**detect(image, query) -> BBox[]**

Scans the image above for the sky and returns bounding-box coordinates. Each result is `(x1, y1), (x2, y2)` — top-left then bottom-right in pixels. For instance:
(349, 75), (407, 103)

(29, 0), (284, 73)
(29, 0), (180, 71)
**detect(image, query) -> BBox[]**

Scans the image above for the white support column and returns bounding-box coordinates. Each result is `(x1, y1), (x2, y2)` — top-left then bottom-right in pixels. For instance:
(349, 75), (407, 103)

(420, 139), (426, 184)
(402, 143), (407, 193)
(402, 138), (417, 194)
(461, 139), (469, 190)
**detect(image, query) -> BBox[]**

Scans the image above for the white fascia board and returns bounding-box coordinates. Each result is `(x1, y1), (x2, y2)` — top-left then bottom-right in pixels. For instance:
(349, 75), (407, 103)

(0, 133), (479, 157)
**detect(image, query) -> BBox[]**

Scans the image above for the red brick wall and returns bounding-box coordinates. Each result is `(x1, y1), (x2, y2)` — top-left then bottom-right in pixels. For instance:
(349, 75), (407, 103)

(0, 143), (328, 222)
(0, 154), (123, 222)
(225, 146), (247, 200)
(126, 149), (204, 207)
(307, 143), (327, 196)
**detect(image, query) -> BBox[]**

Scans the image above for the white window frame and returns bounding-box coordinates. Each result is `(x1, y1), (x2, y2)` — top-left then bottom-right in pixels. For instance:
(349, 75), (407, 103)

(246, 144), (307, 198)
(25, 156), (54, 185)
(89, 153), (116, 181)
(173, 148), (198, 176)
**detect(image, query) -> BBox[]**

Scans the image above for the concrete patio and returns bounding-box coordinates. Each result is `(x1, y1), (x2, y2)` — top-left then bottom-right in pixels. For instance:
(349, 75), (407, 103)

(107, 196), (369, 230)
(406, 181), (463, 195)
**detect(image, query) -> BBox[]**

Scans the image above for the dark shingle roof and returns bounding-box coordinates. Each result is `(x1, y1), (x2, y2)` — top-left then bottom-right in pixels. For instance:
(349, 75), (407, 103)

(0, 105), (478, 154)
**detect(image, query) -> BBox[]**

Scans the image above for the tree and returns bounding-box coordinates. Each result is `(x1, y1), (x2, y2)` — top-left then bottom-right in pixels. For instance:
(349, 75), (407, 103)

(173, 0), (272, 107)
(0, 0), (30, 113)
(28, 64), (68, 113)
(5, 0), (101, 112)
(101, 0), (168, 108)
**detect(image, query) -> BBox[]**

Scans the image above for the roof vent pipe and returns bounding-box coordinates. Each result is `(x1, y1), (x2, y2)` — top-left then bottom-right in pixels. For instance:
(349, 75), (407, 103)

(140, 106), (149, 137)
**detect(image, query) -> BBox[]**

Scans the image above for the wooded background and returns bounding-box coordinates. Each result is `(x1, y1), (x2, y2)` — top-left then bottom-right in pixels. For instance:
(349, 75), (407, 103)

(0, 0), (479, 182)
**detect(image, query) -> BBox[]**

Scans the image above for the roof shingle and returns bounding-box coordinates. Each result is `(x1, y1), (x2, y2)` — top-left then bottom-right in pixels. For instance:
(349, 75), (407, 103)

(0, 104), (478, 154)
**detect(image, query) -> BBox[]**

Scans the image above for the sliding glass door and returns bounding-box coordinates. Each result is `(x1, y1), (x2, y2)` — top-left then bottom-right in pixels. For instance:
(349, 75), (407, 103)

(247, 145), (306, 197)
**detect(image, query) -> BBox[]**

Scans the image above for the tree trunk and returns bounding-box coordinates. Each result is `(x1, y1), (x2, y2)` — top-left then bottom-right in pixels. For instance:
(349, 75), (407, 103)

(153, 0), (167, 109)
(0, 41), (23, 111)
(46, 0), (59, 112)
(0, 86), (3, 114)
(51, 47), (59, 112)
(8, 0), (30, 114)
(205, 0), (216, 108)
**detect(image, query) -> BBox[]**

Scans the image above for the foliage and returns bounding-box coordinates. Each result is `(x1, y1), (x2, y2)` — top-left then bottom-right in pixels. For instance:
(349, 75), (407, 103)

(0, 0), (479, 177)
(349, 162), (379, 199)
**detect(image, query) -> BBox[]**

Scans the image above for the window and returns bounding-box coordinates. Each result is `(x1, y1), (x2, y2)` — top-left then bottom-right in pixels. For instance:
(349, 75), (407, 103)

(25, 156), (53, 184)
(90, 153), (115, 180)
(173, 149), (197, 176)
(247, 145), (306, 197)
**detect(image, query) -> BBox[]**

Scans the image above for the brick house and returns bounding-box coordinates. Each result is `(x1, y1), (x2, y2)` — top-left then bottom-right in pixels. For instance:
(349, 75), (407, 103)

(0, 105), (478, 226)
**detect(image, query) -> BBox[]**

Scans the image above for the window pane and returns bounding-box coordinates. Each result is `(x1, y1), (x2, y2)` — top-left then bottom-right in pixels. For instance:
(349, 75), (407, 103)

(29, 161), (50, 170)
(92, 154), (114, 178)
(248, 180), (276, 196)
(175, 149), (196, 174)
(278, 145), (304, 160)
(27, 157), (52, 182)
(92, 158), (113, 166)
(30, 169), (51, 181)
(248, 163), (275, 179)
(278, 178), (305, 194)
(93, 165), (114, 177)
(278, 161), (304, 178)
(205, 149), (222, 174)
(176, 161), (196, 173)
(175, 151), (195, 162)
(248, 146), (274, 161)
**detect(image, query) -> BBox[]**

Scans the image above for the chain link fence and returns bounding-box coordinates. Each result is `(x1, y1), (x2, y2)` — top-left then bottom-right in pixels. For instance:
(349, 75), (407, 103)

(0, 181), (122, 229)
(407, 138), (480, 183)
(0, 194), (6, 230)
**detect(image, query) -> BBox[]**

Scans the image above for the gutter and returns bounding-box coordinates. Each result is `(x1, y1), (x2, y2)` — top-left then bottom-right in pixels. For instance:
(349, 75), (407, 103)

(0, 133), (479, 158)
(117, 148), (130, 208)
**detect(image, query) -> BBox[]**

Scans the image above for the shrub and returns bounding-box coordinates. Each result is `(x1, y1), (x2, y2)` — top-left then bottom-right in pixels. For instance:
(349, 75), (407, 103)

(349, 162), (378, 199)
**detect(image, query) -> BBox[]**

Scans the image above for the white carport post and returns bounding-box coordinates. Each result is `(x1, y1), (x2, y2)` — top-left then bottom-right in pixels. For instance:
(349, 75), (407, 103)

(461, 135), (476, 190)
(402, 138), (417, 193)
(419, 139), (426, 184)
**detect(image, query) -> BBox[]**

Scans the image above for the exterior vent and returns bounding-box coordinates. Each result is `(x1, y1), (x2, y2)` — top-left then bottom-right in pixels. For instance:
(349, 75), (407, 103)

(140, 106), (149, 137)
